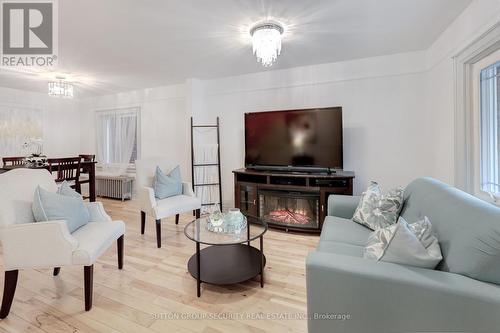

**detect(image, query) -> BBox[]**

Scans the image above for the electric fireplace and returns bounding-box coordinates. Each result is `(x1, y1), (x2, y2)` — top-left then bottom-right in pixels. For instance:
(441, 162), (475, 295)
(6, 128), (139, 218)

(258, 190), (320, 230)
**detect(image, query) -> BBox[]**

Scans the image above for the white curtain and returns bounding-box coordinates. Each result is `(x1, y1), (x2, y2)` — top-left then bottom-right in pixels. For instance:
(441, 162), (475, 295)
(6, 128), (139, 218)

(480, 63), (500, 194)
(96, 107), (138, 176)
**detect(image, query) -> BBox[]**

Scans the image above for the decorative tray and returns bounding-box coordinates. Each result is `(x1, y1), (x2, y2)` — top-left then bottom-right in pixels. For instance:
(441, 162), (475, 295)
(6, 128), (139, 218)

(206, 214), (247, 234)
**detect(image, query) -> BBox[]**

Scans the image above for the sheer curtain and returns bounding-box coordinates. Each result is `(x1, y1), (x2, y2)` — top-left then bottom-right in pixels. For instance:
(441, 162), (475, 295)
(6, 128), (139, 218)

(96, 107), (139, 176)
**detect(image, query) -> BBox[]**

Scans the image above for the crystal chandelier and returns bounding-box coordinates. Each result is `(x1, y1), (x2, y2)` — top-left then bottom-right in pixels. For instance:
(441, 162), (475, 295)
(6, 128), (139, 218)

(48, 80), (74, 98)
(250, 22), (284, 67)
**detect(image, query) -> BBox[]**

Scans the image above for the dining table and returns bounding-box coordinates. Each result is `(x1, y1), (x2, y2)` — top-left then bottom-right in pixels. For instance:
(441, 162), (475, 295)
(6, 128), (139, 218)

(0, 161), (97, 202)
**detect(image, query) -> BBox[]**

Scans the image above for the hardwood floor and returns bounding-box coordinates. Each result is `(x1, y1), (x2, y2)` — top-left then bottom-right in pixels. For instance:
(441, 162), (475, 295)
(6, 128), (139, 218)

(0, 198), (319, 333)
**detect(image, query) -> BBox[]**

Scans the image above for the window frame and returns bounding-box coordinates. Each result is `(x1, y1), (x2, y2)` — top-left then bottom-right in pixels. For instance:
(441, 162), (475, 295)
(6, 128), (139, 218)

(95, 106), (141, 172)
(453, 22), (500, 203)
(473, 54), (499, 202)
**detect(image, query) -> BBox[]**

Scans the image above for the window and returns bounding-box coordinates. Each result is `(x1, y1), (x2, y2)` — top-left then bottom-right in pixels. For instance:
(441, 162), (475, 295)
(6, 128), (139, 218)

(473, 49), (500, 201)
(453, 26), (500, 197)
(479, 61), (500, 196)
(96, 107), (140, 170)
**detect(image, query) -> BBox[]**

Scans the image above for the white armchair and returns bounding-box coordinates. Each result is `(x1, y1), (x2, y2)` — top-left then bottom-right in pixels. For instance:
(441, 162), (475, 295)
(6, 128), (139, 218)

(135, 157), (201, 248)
(0, 169), (125, 317)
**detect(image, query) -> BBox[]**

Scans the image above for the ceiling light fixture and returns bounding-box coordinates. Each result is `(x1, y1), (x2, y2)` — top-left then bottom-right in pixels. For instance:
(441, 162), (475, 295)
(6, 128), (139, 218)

(48, 77), (74, 98)
(250, 22), (284, 67)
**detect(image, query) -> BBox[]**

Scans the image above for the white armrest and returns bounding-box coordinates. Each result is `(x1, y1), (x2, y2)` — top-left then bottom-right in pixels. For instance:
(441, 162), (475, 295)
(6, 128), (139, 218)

(84, 202), (112, 222)
(1, 221), (78, 270)
(139, 186), (157, 211)
(182, 182), (195, 197)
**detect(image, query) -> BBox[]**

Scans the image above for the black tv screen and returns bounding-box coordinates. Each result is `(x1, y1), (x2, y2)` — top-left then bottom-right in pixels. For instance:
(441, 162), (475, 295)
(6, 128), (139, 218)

(245, 107), (343, 170)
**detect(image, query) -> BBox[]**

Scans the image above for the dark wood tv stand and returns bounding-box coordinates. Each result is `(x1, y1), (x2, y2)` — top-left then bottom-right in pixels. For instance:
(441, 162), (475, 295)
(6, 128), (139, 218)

(233, 168), (355, 233)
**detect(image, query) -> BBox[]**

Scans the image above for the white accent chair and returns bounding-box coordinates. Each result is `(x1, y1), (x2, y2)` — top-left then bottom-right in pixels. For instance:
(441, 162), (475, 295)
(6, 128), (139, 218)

(135, 157), (201, 248)
(0, 169), (125, 317)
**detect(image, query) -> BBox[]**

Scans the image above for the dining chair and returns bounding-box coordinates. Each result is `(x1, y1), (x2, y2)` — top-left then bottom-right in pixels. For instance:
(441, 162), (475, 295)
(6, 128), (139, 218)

(0, 168), (125, 317)
(135, 157), (201, 248)
(79, 154), (95, 163)
(48, 157), (82, 193)
(2, 157), (25, 167)
(78, 155), (95, 199)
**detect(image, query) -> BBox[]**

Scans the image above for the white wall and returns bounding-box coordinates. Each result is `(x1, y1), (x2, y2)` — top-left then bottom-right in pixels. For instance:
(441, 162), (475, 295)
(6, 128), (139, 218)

(0, 86), (80, 161)
(426, 0), (500, 184)
(74, 52), (432, 206)
(194, 0), (500, 202)
(196, 52), (430, 202)
(78, 84), (191, 179)
(75, 0), (500, 205)
(4, 0), (495, 206)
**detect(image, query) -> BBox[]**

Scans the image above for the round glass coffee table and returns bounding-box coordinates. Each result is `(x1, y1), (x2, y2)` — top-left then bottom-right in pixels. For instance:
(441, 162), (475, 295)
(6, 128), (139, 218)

(184, 217), (268, 297)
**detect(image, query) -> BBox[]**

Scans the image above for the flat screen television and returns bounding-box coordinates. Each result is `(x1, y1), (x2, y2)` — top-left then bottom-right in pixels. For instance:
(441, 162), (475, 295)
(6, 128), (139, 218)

(245, 107), (343, 173)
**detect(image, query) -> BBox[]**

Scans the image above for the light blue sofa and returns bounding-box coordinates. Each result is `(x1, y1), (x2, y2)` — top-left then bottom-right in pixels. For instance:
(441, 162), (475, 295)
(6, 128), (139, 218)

(306, 177), (500, 333)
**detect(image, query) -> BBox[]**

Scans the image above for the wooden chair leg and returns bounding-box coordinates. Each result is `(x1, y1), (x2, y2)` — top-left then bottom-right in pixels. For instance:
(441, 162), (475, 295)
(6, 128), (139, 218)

(140, 211), (146, 235)
(156, 219), (161, 248)
(53, 267), (60, 276)
(84, 265), (93, 311)
(75, 181), (82, 194)
(117, 235), (124, 269)
(195, 209), (201, 219)
(175, 214), (179, 225)
(0, 270), (18, 319)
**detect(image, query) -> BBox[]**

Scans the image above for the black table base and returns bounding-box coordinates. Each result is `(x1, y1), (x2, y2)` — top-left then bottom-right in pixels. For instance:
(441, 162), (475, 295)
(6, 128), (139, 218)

(187, 243), (266, 296)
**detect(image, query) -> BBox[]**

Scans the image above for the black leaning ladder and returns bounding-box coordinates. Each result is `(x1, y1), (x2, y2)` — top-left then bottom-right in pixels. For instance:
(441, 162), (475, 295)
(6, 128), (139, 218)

(190, 117), (223, 211)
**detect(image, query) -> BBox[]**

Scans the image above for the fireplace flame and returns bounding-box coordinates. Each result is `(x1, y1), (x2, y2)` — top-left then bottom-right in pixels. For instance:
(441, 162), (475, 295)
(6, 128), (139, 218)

(266, 208), (311, 224)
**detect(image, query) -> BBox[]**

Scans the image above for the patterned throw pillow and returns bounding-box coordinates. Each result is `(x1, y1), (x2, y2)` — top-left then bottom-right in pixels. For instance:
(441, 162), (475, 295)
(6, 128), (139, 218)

(352, 181), (404, 230)
(363, 216), (443, 269)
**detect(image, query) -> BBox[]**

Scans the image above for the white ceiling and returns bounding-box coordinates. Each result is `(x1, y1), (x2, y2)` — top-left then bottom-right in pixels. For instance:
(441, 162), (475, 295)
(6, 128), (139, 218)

(0, 0), (472, 97)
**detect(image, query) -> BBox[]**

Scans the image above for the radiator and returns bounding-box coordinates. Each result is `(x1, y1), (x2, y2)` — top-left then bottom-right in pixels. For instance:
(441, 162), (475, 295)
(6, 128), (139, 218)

(96, 175), (134, 201)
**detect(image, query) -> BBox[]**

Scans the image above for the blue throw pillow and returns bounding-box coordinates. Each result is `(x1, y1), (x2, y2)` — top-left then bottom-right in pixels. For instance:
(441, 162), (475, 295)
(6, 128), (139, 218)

(57, 180), (82, 198)
(153, 165), (182, 199)
(32, 186), (90, 233)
